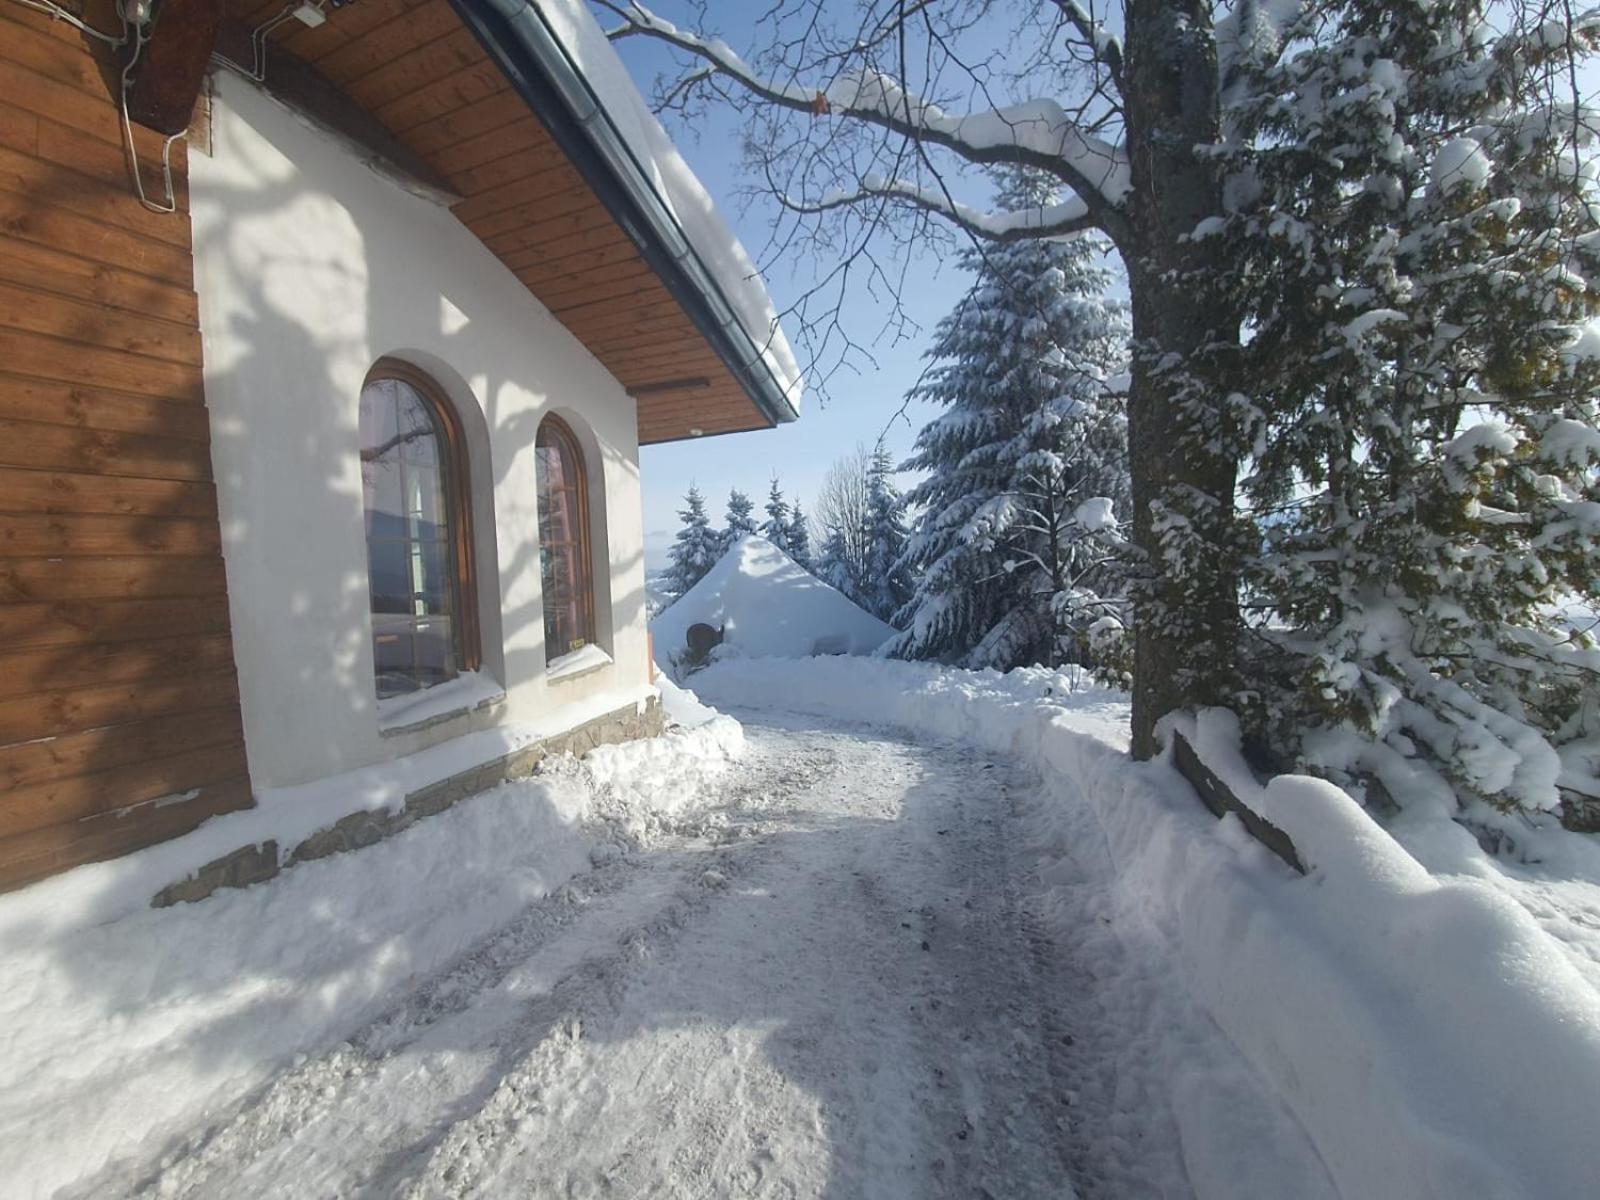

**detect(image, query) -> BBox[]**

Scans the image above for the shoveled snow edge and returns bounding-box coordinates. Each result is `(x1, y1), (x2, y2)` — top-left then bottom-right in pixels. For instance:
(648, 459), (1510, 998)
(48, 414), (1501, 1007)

(692, 656), (1600, 1200)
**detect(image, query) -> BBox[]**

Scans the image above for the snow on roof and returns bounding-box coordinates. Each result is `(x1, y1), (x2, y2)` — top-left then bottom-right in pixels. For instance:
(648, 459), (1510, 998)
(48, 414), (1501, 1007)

(651, 536), (895, 662)
(527, 0), (803, 416)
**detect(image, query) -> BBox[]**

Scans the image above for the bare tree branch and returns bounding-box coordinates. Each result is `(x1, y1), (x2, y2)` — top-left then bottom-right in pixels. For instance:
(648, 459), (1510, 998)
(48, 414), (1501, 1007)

(1048, 0), (1123, 89)
(777, 174), (1100, 241)
(597, 0), (1132, 244)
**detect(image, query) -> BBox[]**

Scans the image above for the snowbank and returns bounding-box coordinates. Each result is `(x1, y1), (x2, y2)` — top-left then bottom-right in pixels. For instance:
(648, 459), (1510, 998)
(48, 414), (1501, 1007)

(0, 714), (742, 1200)
(656, 670), (722, 728)
(651, 535), (895, 666)
(0, 684), (658, 941)
(693, 656), (1600, 1200)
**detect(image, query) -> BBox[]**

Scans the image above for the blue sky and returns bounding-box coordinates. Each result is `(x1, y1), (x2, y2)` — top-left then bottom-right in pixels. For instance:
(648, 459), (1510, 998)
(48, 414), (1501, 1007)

(610, 5), (986, 568)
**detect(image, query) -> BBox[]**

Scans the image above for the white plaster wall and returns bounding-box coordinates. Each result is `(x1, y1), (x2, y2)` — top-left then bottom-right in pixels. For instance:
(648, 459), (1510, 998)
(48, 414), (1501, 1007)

(190, 72), (650, 790)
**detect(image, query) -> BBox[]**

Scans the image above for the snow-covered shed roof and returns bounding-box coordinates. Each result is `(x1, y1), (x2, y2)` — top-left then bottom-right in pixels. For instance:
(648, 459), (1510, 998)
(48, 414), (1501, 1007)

(466, 0), (803, 426)
(652, 536), (895, 663)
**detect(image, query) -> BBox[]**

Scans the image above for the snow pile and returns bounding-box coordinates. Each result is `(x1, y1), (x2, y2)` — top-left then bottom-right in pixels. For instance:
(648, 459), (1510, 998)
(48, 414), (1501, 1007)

(530, 0), (802, 411)
(655, 670), (723, 728)
(1382, 756), (1600, 995)
(693, 656), (1600, 1199)
(0, 716), (742, 1200)
(651, 535), (896, 667)
(0, 685), (657, 937)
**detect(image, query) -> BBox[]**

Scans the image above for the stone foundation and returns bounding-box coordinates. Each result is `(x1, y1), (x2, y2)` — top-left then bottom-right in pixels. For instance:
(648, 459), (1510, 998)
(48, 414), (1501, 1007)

(152, 695), (664, 908)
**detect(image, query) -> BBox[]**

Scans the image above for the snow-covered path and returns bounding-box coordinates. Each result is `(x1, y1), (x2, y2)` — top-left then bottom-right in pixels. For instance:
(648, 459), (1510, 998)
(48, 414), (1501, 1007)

(77, 709), (1331, 1200)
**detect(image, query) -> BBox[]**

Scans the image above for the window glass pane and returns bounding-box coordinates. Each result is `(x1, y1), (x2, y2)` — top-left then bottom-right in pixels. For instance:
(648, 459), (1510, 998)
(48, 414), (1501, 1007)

(415, 539), (454, 617)
(373, 621), (417, 698)
(536, 443), (565, 491)
(360, 382), (402, 538)
(535, 420), (594, 660)
(395, 387), (437, 465)
(409, 461), (446, 540)
(411, 616), (454, 683)
(367, 539), (411, 613)
(360, 371), (463, 698)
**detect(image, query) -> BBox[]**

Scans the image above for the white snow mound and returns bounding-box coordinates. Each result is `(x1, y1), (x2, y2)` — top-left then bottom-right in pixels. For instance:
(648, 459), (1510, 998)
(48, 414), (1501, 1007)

(651, 535), (895, 663)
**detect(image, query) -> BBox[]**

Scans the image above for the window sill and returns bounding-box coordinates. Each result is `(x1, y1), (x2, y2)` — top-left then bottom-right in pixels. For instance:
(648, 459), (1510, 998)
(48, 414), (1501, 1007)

(377, 670), (505, 737)
(546, 643), (613, 685)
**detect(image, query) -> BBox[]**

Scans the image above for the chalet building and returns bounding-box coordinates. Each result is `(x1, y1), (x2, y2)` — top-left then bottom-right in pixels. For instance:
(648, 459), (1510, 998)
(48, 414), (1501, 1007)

(0, 0), (801, 891)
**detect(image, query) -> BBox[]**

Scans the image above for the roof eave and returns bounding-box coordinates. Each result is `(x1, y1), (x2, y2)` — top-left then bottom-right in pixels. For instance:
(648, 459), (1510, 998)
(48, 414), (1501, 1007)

(450, 0), (800, 430)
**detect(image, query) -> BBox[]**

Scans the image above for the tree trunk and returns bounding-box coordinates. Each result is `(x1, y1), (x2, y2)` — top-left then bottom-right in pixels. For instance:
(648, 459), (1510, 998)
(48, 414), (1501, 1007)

(1120, 1), (1241, 758)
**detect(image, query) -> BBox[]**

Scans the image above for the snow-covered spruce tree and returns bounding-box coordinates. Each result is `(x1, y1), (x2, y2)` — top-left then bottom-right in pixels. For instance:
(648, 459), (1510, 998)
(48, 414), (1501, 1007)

(1219, 3), (1600, 811)
(603, 0), (1244, 757)
(786, 499), (813, 569)
(666, 485), (721, 598)
(720, 488), (757, 553)
(857, 446), (915, 625)
(884, 171), (1130, 670)
(760, 478), (792, 554)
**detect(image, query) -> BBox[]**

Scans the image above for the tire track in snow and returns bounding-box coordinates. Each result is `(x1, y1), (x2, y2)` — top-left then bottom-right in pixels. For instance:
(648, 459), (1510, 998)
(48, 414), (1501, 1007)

(73, 709), (1332, 1199)
(395, 717), (1087, 1199)
(83, 746), (835, 1200)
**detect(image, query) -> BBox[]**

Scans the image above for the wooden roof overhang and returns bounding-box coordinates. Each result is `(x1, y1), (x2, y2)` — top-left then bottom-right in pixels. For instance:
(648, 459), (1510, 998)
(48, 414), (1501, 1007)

(212, 0), (799, 444)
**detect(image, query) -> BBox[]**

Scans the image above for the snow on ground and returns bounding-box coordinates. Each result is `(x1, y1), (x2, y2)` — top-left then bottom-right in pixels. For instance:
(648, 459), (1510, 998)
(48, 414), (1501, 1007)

(7, 655), (1599, 1198)
(1389, 797), (1600, 992)
(694, 657), (1600, 1200)
(0, 716), (743, 1200)
(651, 535), (894, 667)
(12, 702), (1332, 1200)
(0, 685), (660, 941)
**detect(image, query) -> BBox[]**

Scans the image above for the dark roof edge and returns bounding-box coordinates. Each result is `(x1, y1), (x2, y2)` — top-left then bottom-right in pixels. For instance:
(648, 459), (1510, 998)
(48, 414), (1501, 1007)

(450, 0), (800, 429)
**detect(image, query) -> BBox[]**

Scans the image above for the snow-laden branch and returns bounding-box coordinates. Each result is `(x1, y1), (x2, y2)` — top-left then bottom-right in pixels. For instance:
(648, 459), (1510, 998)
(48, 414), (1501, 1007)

(1215, 0), (1306, 99)
(599, 1), (1131, 238)
(1050, 1), (1123, 87)
(788, 173), (1099, 242)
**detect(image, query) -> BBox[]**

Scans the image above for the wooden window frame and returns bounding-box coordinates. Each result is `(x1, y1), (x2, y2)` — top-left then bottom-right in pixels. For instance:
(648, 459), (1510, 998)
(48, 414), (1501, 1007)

(535, 415), (597, 664)
(361, 359), (482, 690)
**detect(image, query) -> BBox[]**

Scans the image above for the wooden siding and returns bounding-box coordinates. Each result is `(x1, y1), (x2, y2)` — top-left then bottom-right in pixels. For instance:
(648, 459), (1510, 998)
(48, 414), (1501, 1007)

(223, 0), (776, 444)
(0, 8), (253, 891)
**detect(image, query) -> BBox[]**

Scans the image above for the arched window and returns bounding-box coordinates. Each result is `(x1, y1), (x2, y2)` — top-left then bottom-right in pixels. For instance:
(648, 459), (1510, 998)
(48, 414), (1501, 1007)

(359, 361), (479, 699)
(535, 416), (595, 663)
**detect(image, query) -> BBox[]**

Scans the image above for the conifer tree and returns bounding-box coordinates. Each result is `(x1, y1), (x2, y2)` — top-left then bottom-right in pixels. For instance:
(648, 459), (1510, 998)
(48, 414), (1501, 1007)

(885, 171), (1131, 670)
(721, 488), (757, 553)
(858, 446), (914, 625)
(786, 499), (812, 569)
(1222, 2), (1600, 811)
(814, 527), (859, 601)
(665, 485), (720, 598)
(760, 478), (792, 553)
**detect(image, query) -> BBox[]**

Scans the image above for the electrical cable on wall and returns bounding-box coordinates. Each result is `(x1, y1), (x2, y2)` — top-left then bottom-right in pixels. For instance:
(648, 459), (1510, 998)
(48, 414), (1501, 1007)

(5, 0), (185, 213)
(210, 2), (326, 83)
(11, 0), (123, 44)
(117, 0), (186, 214)
(14, 0), (328, 214)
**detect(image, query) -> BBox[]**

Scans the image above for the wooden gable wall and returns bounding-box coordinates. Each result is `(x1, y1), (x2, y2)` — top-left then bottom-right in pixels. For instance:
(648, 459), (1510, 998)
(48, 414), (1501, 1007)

(0, 7), (252, 890)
